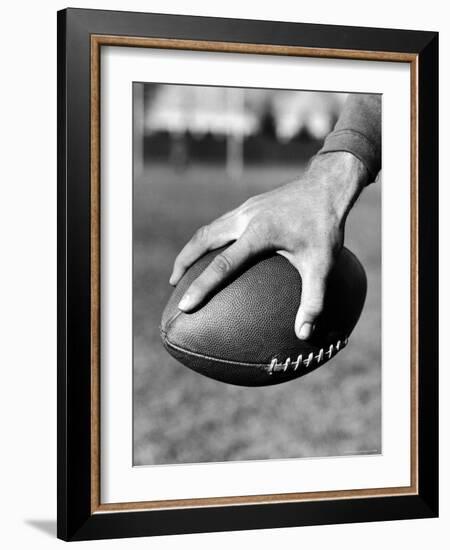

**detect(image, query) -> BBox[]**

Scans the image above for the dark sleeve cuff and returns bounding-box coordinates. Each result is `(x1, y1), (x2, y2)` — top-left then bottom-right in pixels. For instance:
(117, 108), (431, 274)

(317, 129), (381, 182)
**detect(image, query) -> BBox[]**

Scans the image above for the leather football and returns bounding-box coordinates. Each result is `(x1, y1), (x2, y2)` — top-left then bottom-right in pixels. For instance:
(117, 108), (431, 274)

(160, 247), (367, 387)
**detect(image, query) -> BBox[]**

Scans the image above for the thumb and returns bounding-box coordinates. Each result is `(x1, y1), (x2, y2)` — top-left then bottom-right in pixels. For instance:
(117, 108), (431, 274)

(293, 260), (329, 340)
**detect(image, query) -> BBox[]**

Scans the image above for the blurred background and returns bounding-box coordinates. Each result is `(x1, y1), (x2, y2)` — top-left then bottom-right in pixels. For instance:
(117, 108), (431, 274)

(133, 83), (381, 466)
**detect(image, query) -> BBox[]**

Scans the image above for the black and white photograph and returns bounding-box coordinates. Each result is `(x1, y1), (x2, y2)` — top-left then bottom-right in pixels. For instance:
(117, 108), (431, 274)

(0, 0), (444, 545)
(132, 83), (382, 466)
(51, 5), (438, 543)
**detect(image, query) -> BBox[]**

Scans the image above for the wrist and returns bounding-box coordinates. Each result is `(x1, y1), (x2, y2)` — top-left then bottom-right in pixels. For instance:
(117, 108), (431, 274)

(307, 151), (369, 222)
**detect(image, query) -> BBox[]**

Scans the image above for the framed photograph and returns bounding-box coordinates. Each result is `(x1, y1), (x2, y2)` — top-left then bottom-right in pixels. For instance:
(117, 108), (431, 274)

(57, 8), (438, 541)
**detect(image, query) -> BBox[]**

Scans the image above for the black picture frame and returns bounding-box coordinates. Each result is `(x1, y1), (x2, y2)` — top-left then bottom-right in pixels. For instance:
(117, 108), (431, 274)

(57, 7), (438, 541)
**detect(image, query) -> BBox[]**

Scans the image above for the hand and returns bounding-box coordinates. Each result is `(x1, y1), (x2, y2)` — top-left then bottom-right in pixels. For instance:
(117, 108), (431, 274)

(170, 152), (369, 340)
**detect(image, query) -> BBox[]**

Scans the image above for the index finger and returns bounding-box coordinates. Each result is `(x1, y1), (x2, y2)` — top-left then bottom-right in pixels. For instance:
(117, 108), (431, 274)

(178, 231), (258, 312)
(170, 215), (237, 286)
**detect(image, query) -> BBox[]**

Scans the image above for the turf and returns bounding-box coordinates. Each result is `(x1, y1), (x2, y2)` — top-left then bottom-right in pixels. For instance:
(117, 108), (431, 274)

(133, 162), (381, 465)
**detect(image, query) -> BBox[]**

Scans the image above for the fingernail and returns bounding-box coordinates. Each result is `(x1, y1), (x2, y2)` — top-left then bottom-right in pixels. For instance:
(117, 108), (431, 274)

(178, 294), (192, 311)
(298, 322), (313, 340)
(169, 274), (176, 286)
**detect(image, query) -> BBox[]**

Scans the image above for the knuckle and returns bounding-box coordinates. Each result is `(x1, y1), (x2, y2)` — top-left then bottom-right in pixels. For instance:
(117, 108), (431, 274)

(247, 217), (263, 233)
(241, 195), (259, 210)
(234, 204), (255, 231)
(194, 225), (210, 244)
(247, 216), (272, 240)
(211, 253), (233, 275)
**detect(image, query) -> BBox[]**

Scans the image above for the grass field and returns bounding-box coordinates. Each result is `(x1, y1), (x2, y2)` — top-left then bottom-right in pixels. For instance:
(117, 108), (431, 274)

(133, 162), (381, 465)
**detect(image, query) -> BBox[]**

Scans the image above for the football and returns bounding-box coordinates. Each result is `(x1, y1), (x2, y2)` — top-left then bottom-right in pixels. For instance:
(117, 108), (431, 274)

(160, 247), (367, 387)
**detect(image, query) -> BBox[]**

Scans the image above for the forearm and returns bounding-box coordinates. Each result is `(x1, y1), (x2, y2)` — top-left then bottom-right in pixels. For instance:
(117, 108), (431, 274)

(317, 94), (382, 182)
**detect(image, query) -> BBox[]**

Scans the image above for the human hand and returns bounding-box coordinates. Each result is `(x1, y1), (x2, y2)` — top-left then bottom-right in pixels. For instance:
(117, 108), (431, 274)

(170, 151), (369, 340)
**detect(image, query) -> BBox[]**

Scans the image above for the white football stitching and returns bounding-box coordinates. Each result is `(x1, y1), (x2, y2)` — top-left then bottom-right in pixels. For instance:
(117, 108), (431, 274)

(267, 337), (348, 374)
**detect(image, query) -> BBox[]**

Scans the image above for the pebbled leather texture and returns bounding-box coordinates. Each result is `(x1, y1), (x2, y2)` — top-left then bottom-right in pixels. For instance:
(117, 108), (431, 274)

(161, 247), (367, 387)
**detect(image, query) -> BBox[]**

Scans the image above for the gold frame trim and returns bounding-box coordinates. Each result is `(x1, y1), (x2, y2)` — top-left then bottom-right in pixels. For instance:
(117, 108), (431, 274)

(90, 35), (419, 514)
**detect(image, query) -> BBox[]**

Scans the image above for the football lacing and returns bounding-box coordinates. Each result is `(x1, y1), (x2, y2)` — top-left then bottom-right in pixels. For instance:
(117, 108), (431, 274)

(266, 337), (348, 374)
